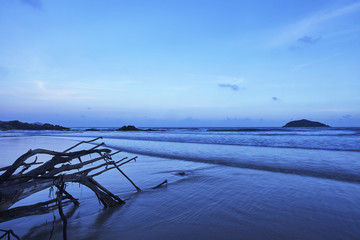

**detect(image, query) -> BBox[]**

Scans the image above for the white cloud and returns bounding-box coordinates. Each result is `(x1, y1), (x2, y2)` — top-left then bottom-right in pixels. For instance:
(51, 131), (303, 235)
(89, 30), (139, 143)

(315, 108), (349, 113)
(32, 81), (90, 101)
(215, 75), (244, 84)
(272, 2), (360, 46)
(291, 53), (341, 71)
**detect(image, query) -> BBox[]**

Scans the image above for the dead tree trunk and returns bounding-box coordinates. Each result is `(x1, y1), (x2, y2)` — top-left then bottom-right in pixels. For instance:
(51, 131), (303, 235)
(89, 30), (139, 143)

(0, 137), (140, 223)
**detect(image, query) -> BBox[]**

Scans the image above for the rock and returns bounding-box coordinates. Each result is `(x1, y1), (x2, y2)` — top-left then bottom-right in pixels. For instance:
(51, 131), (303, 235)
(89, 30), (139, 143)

(85, 128), (100, 131)
(0, 120), (70, 131)
(116, 125), (140, 131)
(176, 171), (186, 176)
(282, 119), (330, 127)
(116, 125), (160, 132)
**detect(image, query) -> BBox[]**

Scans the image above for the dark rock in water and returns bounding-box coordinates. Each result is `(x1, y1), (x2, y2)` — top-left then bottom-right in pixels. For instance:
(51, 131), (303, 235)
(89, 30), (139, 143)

(176, 171), (186, 176)
(0, 120), (70, 131)
(85, 128), (100, 131)
(117, 125), (140, 131)
(282, 119), (330, 127)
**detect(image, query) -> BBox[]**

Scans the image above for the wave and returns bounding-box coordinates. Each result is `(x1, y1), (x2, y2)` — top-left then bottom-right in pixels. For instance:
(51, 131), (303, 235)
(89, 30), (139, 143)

(94, 135), (359, 152)
(37, 132), (360, 152)
(207, 128), (291, 132)
(106, 143), (360, 184)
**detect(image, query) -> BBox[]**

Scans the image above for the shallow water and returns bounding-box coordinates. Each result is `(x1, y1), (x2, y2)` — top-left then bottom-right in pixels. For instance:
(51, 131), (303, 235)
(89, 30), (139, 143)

(36, 127), (360, 183)
(1, 128), (360, 239)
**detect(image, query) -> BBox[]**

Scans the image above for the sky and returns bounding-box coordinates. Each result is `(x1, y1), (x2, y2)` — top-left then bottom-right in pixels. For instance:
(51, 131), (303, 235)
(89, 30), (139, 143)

(0, 0), (359, 127)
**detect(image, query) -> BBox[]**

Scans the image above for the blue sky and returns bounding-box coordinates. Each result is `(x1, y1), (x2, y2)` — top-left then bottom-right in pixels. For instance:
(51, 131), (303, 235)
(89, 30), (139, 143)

(0, 0), (359, 127)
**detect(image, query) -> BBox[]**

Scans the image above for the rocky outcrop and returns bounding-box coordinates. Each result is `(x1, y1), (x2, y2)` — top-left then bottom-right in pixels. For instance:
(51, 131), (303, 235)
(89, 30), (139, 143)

(0, 120), (70, 131)
(85, 128), (100, 131)
(116, 125), (157, 131)
(282, 119), (330, 127)
(116, 125), (140, 131)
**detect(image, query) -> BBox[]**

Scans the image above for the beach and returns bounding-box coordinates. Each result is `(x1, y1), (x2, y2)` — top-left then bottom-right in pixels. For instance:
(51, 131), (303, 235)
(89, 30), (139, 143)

(2, 1), (360, 239)
(1, 128), (360, 239)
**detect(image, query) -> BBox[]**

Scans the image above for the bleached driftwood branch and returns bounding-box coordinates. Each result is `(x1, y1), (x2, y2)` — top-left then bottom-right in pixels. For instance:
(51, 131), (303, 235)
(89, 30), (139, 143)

(0, 137), (140, 233)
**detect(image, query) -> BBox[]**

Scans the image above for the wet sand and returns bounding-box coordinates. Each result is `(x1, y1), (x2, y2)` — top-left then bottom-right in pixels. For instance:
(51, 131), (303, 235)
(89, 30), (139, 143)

(1, 136), (360, 239)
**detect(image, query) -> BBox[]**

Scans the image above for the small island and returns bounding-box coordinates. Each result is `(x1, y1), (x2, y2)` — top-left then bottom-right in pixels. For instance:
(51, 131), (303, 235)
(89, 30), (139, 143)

(117, 125), (140, 131)
(282, 119), (330, 127)
(116, 125), (156, 131)
(0, 120), (70, 131)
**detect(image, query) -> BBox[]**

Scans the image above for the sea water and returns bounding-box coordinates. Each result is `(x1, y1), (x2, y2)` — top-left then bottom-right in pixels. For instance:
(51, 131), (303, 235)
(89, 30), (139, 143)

(1, 127), (360, 239)
(26, 126), (360, 183)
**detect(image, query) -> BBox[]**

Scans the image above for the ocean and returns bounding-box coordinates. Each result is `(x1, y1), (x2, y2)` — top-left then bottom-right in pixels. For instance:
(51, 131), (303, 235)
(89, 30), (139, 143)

(1, 127), (360, 239)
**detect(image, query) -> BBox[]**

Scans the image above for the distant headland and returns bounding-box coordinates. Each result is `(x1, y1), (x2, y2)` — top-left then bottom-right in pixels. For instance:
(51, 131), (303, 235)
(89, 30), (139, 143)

(283, 119), (330, 127)
(0, 120), (70, 131)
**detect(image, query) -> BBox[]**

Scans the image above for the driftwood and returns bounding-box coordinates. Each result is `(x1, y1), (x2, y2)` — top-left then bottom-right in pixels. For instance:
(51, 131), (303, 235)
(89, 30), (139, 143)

(0, 230), (20, 240)
(0, 137), (142, 239)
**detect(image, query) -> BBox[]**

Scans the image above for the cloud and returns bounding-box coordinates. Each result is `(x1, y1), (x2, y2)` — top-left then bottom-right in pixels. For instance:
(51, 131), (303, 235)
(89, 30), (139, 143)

(272, 2), (360, 46)
(216, 76), (244, 83)
(33, 81), (89, 101)
(20, 0), (42, 9)
(342, 114), (353, 119)
(218, 83), (239, 91)
(297, 35), (322, 44)
(216, 76), (244, 91)
(291, 53), (341, 71)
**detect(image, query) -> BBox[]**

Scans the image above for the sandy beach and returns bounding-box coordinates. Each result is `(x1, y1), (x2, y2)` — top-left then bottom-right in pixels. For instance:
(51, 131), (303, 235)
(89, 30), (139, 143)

(1, 134), (360, 240)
